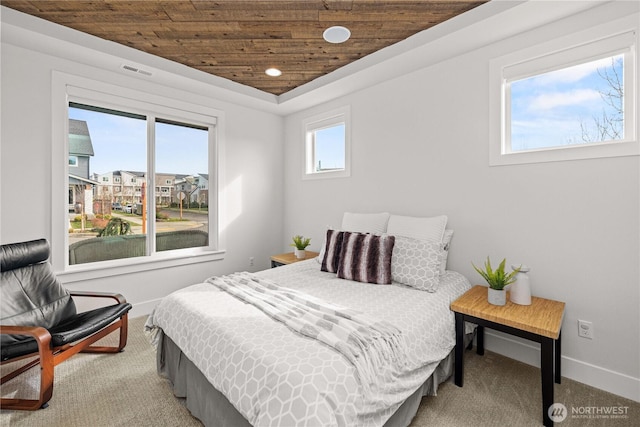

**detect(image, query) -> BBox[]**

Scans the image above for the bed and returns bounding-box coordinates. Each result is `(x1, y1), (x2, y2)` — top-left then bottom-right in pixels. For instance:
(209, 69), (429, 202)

(145, 213), (474, 427)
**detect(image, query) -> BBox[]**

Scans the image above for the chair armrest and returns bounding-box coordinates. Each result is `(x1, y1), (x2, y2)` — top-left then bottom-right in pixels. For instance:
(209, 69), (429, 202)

(0, 325), (52, 347)
(69, 291), (127, 304)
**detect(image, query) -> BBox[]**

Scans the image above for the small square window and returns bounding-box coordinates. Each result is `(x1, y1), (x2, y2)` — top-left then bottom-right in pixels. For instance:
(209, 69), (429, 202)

(303, 106), (350, 179)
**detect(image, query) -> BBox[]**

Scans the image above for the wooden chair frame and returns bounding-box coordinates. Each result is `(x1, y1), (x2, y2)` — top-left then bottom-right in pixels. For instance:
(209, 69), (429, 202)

(0, 291), (129, 411)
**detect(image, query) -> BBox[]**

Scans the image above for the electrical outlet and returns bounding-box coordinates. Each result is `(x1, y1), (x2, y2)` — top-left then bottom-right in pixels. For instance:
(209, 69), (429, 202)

(578, 320), (593, 339)
(249, 257), (254, 267)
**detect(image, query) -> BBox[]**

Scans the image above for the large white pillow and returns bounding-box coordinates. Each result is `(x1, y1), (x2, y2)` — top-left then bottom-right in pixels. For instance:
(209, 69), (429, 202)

(318, 213), (390, 265)
(441, 229), (454, 273)
(341, 212), (390, 234)
(387, 214), (447, 242)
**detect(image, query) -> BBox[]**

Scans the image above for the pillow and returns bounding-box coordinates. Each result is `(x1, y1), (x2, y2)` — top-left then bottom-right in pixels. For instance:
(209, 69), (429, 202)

(320, 229), (344, 273)
(387, 214), (447, 243)
(441, 229), (454, 273)
(337, 232), (395, 284)
(391, 236), (444, 292)
(341, 212), (390, 234)
(316, 226), (332, 263)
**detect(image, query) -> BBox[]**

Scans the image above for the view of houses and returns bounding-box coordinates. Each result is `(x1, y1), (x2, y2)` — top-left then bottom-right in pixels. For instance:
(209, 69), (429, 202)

(68, 118), (208, 216)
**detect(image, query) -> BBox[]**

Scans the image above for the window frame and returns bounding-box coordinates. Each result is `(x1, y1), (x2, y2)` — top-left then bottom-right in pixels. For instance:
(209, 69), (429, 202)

(51, 72), (225, 282)
(490, 27), (638, 166)
(302, 106), (351, 180)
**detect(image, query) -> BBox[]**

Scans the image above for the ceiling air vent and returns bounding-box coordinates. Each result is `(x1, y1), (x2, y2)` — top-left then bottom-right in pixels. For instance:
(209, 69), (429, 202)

(120, 64), (153, 77)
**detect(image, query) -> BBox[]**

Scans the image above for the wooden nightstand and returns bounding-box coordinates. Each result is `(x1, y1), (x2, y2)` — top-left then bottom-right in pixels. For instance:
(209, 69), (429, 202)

(270, 251), (319, 268)
(451, 285), (565, 427)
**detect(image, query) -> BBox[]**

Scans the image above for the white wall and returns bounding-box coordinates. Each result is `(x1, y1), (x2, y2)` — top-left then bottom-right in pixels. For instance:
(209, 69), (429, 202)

(282, 2), (640, 401)
(1, 18), (284, 318)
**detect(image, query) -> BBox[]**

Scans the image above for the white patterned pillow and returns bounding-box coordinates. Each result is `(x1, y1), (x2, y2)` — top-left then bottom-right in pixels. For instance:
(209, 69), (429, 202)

(391, 236), (444, 292)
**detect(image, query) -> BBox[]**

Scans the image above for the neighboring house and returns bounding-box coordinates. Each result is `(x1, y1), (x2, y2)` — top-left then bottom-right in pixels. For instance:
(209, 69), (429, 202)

(173, 174), (208, 206)
(173, 174), (195, 205)
(119, 170), (145, 204)
(68, 119), (97, 212)
(155, 173), (174, 206)
(93, 171), (200, 207)
(193, 173), (209, 206)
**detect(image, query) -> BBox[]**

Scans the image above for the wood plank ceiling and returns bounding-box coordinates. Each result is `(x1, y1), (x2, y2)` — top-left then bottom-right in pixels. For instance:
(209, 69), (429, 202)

(2, 1), (488, 95)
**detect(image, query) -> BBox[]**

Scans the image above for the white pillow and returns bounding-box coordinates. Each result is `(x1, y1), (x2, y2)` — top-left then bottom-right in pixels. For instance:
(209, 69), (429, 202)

(387, 214), (447, 242)
(441, 229), (454, 273)
(391, 236), (444, 292)
(341, 212), (390, 234)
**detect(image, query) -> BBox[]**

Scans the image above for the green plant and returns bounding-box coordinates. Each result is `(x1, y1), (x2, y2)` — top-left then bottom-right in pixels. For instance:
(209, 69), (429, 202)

(156, 211), (170, 220)
(98, 217), (132, 237)
(472, 257), (520, 290)
(290, 235), (311, 250)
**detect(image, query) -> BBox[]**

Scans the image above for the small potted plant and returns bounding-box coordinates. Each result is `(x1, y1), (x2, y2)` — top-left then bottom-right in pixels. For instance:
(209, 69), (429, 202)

(472, 257), (520, 306)
(291, 235), (311, 259)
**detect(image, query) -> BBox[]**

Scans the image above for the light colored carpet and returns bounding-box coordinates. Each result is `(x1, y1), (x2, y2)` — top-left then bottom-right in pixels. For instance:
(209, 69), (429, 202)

(1, 316), (638, 426)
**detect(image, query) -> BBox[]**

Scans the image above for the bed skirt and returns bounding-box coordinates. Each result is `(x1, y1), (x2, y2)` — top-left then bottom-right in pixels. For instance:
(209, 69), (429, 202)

(157, 330), (473, 427)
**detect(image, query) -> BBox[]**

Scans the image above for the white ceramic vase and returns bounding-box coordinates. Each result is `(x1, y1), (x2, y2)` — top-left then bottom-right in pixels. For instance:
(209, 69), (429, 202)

(294, 248), (306, 259)
(487, 287), (506, 306)
(510, 265), (532, 305)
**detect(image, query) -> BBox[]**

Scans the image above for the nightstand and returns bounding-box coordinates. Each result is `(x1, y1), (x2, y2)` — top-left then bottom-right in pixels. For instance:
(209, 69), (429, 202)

(451, 285), (565, 427)
(270, 251), (319, 268)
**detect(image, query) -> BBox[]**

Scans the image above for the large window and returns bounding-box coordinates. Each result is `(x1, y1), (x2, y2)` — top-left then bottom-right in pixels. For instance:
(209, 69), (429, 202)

(53, 72), (221, 276)
(68, 103), (212, 265)
(490, 30), (637, 165)
(303, 106), (351, 179)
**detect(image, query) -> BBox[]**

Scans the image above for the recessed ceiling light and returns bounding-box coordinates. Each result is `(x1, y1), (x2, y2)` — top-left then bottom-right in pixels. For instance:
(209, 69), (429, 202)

(323, 26), (351, 44)
(265, 68), (282, 77)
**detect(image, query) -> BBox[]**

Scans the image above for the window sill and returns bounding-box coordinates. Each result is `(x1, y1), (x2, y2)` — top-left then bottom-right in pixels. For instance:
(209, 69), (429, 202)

(489, 139), (639, 166)
(56, 249), (225, 284)
(303, 169), (351, 180)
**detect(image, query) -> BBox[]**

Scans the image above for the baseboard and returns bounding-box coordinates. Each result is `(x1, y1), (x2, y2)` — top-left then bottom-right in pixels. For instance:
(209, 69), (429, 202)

(483, 330), (640, 402)
(129, 298), (160, 319)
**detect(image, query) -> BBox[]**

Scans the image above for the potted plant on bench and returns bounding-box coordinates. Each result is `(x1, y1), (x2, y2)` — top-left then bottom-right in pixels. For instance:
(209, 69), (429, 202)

(291, 235), (311, 259)
(472, 257), (520, 306)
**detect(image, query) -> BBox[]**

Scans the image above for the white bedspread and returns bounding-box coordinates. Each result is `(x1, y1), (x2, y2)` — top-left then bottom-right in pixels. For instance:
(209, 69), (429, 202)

(147, 259), (471, 427)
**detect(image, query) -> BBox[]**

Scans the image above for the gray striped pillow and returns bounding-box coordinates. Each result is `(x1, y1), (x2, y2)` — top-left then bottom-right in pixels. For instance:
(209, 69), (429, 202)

(320, 229), (344, 273)
(337, 232), (395, 284)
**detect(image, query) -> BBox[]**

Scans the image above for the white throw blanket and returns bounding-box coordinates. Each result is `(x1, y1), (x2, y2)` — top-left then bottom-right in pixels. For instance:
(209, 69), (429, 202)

(206, 272), (409, 395)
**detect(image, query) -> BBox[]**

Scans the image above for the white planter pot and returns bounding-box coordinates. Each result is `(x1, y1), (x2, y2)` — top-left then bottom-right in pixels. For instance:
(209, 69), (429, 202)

(488, 287), (506, 306)
(294, 248), (306, 259)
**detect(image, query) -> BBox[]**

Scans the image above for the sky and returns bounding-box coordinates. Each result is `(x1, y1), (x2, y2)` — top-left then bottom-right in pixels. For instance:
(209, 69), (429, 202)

(69, 107), (208, 176)
(314, 124), (346, 170)
(510, 53), (624, 151)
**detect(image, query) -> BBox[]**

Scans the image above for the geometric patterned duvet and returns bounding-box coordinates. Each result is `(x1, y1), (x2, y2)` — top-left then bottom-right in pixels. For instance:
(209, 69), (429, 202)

(147, 259), (471, 426)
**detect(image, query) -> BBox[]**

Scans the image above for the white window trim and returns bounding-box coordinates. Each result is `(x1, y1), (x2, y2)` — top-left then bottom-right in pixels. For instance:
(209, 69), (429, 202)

(302, 105), (351, 180)
(51, 71), (226, 282)
(489, 20), (638, 166)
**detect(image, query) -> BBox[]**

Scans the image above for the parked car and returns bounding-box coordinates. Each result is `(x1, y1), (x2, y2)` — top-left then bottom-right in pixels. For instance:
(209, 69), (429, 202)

(123, 204), (133, 213)
(112, 202), (122, 211)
